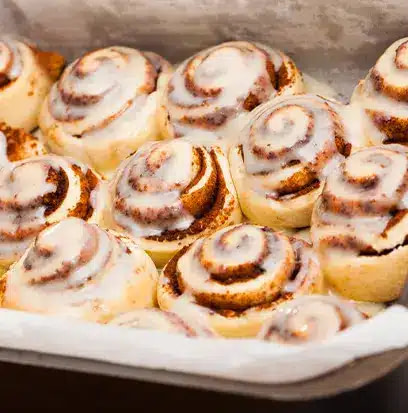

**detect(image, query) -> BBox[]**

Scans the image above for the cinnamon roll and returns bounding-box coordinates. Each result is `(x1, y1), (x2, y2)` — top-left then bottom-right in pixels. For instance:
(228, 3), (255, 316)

(0, 37), (65, 131)
(110, 308), (215, 337)
(105, 139), (242, 267)
(39, 46), (173, 177)
(158, 224), (323, 337)
(158, 41), (304, 147)
(352, 37), (408, 145)
(229, 94), (355, 229)
(311, 145), (408, 302)
(258, 295), (364, 344)
(0, 154), (107, 274)
(0, 122), (46, 167)
(1, 218), (158, 322)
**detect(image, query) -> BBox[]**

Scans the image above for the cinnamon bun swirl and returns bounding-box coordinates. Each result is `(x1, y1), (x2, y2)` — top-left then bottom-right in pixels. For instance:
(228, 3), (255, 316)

(158, 224), (323, 337)
(0, 154), (107, 274)
(229, 94), (355, 229)
(1, 218), (158, 322)
(39, 46), (173, 177)
(258, 295), (364, 344)
(352, 37), (408, 146)
(105, 139), (241, 267)
(311, 145), (408, 302)
(0, 37), (64, 131)
(158, 41), (304, 147)
(110, 308), (215, 337)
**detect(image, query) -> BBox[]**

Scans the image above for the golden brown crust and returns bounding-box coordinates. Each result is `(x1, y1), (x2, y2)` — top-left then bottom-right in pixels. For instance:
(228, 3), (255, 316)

(366, 109), (408, 144)
(0, 122), (44, 162)
(68, 165), (98, 221)
(33, 47), (66, 81)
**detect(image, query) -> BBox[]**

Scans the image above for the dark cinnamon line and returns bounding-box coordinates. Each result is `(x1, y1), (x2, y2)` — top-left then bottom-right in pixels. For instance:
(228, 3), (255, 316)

(68, 165), (97, 221)
(145, 149), (228, 242)
(162, 234), (305, 318)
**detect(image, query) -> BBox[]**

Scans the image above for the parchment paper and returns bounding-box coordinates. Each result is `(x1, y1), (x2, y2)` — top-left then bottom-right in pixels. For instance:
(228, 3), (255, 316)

(0, 306), (407, 384)
(0, 0), (407, 384)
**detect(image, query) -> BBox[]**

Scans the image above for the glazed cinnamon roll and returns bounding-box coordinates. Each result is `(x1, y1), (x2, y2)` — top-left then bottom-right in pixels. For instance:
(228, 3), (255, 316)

(1, 218), (158, 322)
(110, 308), (215, 337)
(352, 37), (408, 145)
(105, 139), (242, 267)
(229, 94), (355, 229)
(311, 145), (408, 302)
(39, 46), (173, 177)
(158, 41), (304, 147)
(0, 154), (107, 274)
(158, 224), (323, 337)
(0, 36), (64, 131)
(0, 122), (46, 167)
(258, 295), (364, 344)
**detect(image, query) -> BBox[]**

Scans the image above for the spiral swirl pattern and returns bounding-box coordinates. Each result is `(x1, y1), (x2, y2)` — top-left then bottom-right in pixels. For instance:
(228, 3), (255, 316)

(0, 154), (106, 270)
(258, 295), (364, 344)
(312, 145), (408, 301)
(0, 38), (22, 87)
(2, 218), (158, 321)
(352, 37), (408, 145)
(230, 94), (353, 229)
(39, 46), (173, 176)
(159, 41), (304, 146)
(107, 139), (241, 267)
(158, 224), (322, 337)
(110, 308), (215, 337)
(0, 37), (65, 132)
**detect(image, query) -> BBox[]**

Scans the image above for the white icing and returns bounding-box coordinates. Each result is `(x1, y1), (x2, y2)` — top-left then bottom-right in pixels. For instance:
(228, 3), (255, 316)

(351, 37), (408, 145)
(0, 155), (104, 264)
(163, 41), (304, 148)
(313, 145), (408, 253)
(0, 38), (22, 80)
(3, 218), (158, 320)
(239, 94), (351, 199)
(259, 295), (364, 344)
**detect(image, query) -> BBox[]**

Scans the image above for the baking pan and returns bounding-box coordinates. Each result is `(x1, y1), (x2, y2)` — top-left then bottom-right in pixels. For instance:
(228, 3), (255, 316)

(0, 0), (407, 400)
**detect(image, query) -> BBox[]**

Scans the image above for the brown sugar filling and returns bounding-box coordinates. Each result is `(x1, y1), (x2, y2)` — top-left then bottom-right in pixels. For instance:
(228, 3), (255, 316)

(321, 234), (408, 257)
(240, 145), (321, 200)
(145, 150), (228, 242)
(1, 122), (42, 162)
(366, 109), (408, 143)
(33, 47), (65, 81)
(68, 165), (98, 221)
(162, 243), (301, 318)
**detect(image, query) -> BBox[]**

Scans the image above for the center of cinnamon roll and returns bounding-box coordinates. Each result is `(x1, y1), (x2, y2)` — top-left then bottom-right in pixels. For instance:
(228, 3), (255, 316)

(1, 161), (66, 211)
(250, 105), (313, 160)
(22, 218), (112, 289)
(112, 139), (221, 238)
(198, 225), (269, 279)
(261, 296), (363, 344)
(323, 146), (408, 216)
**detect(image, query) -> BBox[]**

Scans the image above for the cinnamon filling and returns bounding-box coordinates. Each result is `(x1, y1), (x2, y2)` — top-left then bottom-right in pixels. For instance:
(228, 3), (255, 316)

(1, 122), (43, 162)
(371, 68), (408, 102)
(145, 150), (229, 242)
(0, 73), (11, 89)
(68, 165), (98, 220)
(43, 167), (69, 216)
(33, 47), (65, 81)
(320, 234), (408, 257)
(163, 242), (304, 317)
(367, 110), (408, 143)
